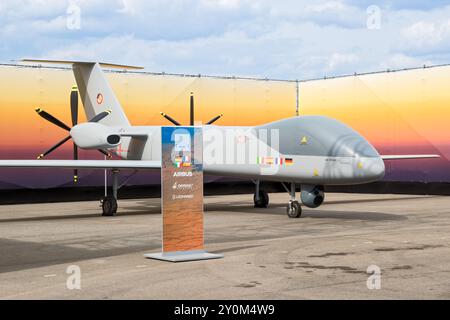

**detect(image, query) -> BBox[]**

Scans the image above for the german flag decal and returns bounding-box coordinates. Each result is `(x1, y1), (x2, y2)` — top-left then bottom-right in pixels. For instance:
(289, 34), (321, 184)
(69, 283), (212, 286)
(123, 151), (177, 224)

(257, 157), (294, 166)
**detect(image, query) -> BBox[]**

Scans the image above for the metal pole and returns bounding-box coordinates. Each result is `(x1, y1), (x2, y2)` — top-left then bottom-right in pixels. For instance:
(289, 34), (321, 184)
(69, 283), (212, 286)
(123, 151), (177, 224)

(104, 155), (107, 197)
(290, 182), (296, 201)
(295, 80), (299, 116)
(255, 180), (260, 201)
(112, 169), (119, 199)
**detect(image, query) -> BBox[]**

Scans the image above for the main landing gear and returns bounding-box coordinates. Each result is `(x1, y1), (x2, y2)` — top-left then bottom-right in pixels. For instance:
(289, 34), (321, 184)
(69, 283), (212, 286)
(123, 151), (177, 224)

(253, 180), (302, 218)
(283, 182), (302, 218)
(100, 169), (119, 216)
(253, 180), (269, 208)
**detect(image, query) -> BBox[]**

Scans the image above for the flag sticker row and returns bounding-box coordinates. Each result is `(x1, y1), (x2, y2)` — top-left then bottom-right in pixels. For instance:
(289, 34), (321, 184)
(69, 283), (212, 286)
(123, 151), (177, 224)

(256, 157), (293, 166)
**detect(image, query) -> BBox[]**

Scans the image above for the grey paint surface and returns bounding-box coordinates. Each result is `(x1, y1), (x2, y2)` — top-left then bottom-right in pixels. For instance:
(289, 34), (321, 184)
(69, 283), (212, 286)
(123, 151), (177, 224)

(258, 116), (380, 158)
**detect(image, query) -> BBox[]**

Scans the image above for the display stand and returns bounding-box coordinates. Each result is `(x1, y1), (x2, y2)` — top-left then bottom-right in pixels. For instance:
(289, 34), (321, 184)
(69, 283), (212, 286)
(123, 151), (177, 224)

(145, 126), (223, 262)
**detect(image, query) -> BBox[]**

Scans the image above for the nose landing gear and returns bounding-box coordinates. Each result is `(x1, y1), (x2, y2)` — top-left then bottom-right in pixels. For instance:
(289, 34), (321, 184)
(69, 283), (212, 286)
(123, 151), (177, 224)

(287, 200), (301, 218)
(282, 182), (302, 218)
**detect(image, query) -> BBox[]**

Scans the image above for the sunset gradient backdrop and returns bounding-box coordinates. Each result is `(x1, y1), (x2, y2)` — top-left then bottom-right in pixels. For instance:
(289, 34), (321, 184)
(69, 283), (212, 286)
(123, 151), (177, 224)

(0, 64), (449, 188)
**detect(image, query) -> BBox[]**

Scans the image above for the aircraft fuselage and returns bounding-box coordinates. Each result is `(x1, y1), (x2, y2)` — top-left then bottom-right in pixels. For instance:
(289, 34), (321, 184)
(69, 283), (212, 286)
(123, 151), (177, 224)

(109, 116), (385, 186)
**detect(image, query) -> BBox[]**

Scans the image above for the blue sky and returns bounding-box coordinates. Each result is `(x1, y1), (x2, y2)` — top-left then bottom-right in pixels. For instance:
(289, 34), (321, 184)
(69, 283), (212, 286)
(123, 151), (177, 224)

(1, 0), (450, 79)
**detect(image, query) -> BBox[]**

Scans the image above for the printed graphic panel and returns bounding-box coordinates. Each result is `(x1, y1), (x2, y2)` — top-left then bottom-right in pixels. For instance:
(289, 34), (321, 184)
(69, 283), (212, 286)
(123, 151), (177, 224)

(1, 64), (450, 188)
(161, 126), (204, 253)
(0, 65), (295, 188)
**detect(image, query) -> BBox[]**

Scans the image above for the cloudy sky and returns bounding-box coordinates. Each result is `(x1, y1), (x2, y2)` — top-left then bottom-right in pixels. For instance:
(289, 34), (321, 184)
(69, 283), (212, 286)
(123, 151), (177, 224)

(1, 0), (450, 79)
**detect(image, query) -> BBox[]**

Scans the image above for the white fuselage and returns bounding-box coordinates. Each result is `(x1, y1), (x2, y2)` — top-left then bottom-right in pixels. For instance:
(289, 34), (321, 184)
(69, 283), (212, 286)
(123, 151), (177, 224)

(110, 125), (385, 186)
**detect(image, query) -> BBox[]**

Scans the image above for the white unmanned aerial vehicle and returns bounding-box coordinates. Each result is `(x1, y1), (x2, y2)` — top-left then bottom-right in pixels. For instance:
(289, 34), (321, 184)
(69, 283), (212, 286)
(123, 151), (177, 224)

(0, 60), (439, 218)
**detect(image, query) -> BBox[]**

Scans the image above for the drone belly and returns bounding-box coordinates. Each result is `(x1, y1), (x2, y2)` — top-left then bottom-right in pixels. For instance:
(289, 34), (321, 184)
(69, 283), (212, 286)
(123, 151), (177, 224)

(204, 163), (264, 178)
(204, 155), (384, 185)
(278, 155), (385, 185)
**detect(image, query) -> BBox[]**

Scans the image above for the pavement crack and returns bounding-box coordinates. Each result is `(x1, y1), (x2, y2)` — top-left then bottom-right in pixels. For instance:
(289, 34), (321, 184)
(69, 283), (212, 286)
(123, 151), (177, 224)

(374, 244), (444, 252)
(308, 252), (352, 258)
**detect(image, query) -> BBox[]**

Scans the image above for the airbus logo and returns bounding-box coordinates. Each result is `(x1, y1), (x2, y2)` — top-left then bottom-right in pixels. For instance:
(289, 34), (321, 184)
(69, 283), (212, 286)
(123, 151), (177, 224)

(173, 172), (193, 177)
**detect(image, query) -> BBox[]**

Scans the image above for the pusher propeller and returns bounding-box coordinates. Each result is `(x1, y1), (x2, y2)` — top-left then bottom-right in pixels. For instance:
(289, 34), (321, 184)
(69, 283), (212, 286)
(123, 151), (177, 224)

(35, 86), (112, 182)
(35, 108), (71, 131)
(160, 92), (223, 126)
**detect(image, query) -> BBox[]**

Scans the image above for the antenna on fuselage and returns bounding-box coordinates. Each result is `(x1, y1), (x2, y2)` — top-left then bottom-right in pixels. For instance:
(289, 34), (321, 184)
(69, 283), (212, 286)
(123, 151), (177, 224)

(190, 92), (194, 126)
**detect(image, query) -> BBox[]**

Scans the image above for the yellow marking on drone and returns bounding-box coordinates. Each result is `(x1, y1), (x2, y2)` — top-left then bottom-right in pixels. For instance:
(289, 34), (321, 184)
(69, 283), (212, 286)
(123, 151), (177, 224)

(71, 85), (78, 91)
(35, 107), (43, 113)
(313, 169), (319, 177)
(300, 136), (308, 145)
(357, 161), (363, 169)
(37, 154), (44, 160)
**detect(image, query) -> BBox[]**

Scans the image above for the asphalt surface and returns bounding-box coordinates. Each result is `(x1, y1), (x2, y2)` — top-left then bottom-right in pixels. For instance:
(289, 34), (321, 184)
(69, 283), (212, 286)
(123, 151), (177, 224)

(0, 192), (449, 299)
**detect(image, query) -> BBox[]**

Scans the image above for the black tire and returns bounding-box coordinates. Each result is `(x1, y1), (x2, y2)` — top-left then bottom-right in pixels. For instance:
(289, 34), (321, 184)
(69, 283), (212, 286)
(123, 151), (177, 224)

(101, 196), (118, 216)
(254, 191), (269, 208)
(286, 201), (302, 218)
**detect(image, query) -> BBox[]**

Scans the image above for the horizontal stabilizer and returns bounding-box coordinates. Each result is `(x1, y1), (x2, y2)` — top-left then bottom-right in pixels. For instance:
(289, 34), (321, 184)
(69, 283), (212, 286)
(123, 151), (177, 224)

(381, 154), (440, 160)
(21, 59), (143, 70)
(0, 160), (160, 170)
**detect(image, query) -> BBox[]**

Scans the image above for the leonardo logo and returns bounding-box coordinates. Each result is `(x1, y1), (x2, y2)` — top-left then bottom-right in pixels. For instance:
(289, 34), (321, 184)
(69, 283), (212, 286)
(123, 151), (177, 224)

(173, 172), (193, 177)
(173, 182), (194, 190)
(96, 93), (104, 104)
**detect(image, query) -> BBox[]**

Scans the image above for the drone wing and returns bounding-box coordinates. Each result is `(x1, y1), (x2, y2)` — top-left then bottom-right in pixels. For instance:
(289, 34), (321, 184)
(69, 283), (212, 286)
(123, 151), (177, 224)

(380, 154), (440, 160)
(0, 160), (160, 170)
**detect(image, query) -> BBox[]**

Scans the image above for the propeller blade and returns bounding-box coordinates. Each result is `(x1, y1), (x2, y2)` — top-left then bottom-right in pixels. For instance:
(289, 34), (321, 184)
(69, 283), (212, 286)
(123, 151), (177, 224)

(35, 108), (71, 131)
(89, 109), (111, 123)
(206, 114), (223, 125)
(73, 143), (78, 182)
(97, 149), (112, 158)
(70, 86), (78, 126)
(160, 112), (181, 126)
(36, 135), (71, 159)
(190, 92), (194, 126)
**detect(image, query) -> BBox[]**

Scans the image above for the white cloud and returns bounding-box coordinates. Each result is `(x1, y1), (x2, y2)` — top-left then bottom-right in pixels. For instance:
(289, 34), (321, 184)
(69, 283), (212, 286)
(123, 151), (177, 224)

(326, 53), (359, 72)
(401, 20), (450, 51)
(380, 53), (433, 70)
(1, 0), (450, 79)
(201, 0), (242, 9)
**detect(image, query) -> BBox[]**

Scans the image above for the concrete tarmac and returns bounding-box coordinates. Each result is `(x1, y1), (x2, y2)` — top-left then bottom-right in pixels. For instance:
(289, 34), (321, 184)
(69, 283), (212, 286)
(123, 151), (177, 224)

(0, 192), (449, 299)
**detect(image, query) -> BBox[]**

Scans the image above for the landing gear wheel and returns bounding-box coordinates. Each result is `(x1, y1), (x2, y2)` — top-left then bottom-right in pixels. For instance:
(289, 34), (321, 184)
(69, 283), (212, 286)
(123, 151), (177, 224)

(101, 196), (118, 216)
(254, 191), (269, 208)
(286, 201), (302, 218)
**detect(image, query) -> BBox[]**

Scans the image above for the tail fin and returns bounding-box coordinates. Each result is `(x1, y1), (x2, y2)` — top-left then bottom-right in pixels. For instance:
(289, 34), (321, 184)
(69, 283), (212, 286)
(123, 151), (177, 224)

(22, 59), (143, 127)
(72, 62), (131, 127)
